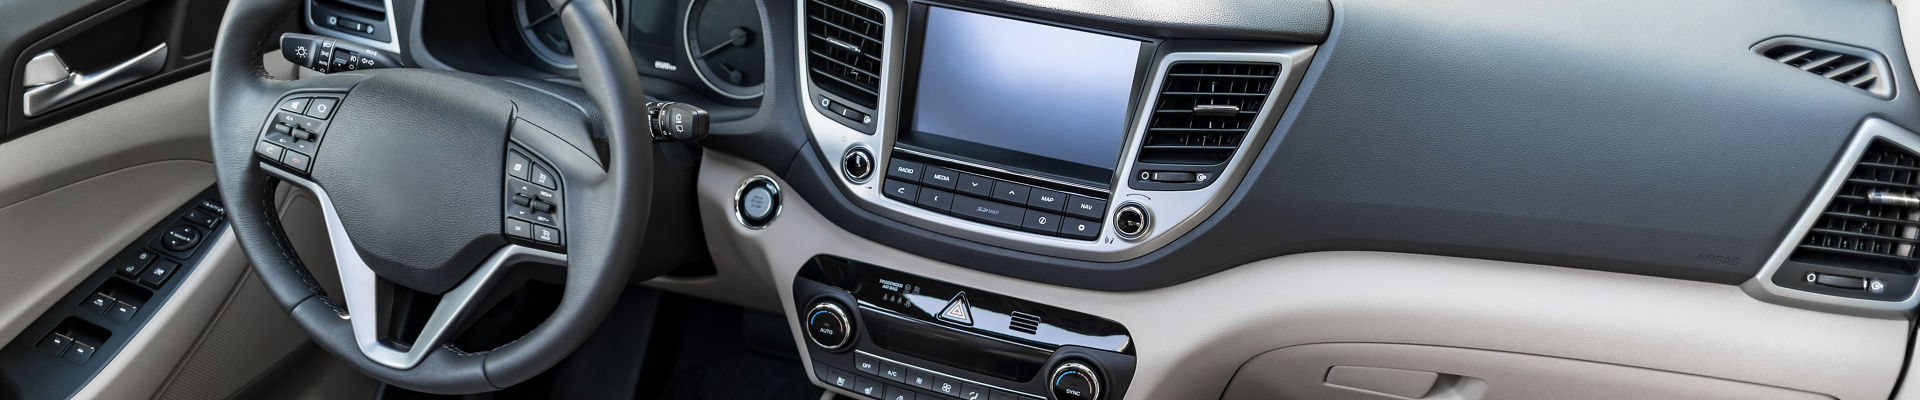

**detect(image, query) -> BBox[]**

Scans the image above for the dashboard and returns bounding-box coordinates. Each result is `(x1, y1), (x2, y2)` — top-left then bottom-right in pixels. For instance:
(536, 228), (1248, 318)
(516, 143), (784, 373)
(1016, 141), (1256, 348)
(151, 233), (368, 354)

(297, 0), (1920, 399)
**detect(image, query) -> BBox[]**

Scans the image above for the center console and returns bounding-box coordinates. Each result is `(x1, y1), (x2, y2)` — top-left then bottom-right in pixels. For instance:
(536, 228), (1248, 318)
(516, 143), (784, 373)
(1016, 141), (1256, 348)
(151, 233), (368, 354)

(797, 0), (1316, 262)
(794, 255), (1136, 400)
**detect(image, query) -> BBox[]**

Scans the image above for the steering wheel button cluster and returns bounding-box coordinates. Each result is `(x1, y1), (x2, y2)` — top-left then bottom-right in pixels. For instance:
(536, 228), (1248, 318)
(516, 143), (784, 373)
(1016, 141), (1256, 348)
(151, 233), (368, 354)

(256, 94), (341, 174)
(503, 146), (564, 247)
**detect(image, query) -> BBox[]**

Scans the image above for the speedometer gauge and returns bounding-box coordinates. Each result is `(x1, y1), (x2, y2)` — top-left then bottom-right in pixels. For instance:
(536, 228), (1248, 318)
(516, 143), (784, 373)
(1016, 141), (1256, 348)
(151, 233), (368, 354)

(684, 0), (766, 100)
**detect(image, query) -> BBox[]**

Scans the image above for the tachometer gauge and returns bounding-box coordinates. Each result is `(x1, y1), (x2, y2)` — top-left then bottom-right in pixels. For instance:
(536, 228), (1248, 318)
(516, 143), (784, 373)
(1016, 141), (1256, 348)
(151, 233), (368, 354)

(514, 0), (619, 69)
(684, 0), (766, 100)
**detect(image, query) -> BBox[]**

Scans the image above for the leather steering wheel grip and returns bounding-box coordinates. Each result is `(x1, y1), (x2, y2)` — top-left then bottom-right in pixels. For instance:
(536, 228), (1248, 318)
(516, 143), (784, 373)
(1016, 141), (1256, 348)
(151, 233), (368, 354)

(207, 0), (651, 394)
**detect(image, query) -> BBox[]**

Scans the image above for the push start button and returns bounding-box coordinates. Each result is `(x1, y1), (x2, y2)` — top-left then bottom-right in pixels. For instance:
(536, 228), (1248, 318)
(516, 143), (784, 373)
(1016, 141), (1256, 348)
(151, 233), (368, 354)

(735, 176), (782, 229)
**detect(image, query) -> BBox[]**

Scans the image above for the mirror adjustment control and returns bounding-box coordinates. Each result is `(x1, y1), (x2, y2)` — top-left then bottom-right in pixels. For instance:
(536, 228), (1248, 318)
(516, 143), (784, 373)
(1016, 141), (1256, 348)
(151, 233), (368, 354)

(1049, 361), (1103, 400)
(805, 301), (854, 351)
(159, 224), (201, 252)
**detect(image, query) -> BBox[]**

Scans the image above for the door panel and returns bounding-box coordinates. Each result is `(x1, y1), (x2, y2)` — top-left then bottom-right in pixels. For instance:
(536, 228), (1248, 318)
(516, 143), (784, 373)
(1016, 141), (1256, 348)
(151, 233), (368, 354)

(2, 0), (243, 140)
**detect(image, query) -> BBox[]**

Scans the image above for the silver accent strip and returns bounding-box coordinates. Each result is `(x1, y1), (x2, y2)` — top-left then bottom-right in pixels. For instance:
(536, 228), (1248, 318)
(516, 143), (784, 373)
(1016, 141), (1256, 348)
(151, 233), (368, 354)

(23, 45), (168, 117)
(794, 5), (1318, 261)
(263, 164), (567, 369)
(683, 0), (764, 100)
(305, 0), (403, 55)
(1742, 117), (1920, 317)
(893, 148), (1107, 194)
(854, 350), (1045, 400)
(22, 51), (69, 88)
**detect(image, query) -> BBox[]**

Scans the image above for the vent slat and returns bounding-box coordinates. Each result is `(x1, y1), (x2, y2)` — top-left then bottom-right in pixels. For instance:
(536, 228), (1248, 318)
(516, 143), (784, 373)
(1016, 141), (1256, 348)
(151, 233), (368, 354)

(1136, 62), (1281, 166)
(1760, 43), (1886, 96)
(1771, 48), (1815, 63)
(1790, 140), (1920, 274)
(1847, 73), (1880, 88)
(1821, 60), (1873, 79)
(1798, 54), (1845, 72)
(805, 0), (885, 108)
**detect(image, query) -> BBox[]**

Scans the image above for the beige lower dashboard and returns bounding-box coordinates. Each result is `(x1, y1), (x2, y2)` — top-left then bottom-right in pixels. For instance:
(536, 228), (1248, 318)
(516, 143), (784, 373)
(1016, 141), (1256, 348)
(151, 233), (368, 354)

(683, 149), (1907, 400)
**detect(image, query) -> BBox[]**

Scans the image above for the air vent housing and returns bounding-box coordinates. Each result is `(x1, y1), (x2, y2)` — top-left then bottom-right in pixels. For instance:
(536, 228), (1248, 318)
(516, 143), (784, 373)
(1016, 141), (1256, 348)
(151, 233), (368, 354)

(1127, 62), (1280, 190)
(805, 0), (885, 108)
(1777, 139), (1920, 301)
(1755, 37), (1893, 99)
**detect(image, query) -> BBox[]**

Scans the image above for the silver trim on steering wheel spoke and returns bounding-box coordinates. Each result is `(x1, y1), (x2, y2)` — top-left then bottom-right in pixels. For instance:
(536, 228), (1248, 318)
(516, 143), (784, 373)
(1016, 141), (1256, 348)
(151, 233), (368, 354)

(262, 163), (568, 369)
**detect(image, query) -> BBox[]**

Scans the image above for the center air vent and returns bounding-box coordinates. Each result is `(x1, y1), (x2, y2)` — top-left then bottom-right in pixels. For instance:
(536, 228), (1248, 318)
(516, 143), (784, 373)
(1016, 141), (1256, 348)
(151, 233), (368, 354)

(1127, 62), (1280, 190)
(1777, 139), (1920, 302)
(1755, 37), (1893, 99)
(805, 0), (885, 108)
(1009, 311), (1041, 334)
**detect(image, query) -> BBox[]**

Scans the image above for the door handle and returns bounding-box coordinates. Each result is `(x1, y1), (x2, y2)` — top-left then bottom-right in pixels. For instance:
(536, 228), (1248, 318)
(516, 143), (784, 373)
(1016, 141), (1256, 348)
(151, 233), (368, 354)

(22, 44), (168, 117)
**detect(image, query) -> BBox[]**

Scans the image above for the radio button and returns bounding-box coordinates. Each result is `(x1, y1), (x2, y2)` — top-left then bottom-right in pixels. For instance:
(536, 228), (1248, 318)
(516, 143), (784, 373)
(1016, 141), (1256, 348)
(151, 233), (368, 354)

(888, 159), (925, 181)
(991, 181), (1031, 204)
(1023, 212), (1063, 234)
(1065, 196), (1107, 220)
(917, 189), (956, 212)
(1027, 188), (1067, 211)
(884, 180), (921, 203)
(956, 173), (994, 197)
(953, 196), (1026, 228)
(923, 166), (960, 190)
(1061, 218), (1102, 240)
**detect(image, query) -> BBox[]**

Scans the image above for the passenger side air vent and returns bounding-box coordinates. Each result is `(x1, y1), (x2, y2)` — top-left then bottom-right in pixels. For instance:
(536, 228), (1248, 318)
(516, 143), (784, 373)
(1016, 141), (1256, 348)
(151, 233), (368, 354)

(1009, 311), (1041, 334)
(805, 0), (885, 108)
(1778, 139), (1920, 302)
(1755, 38), (1893, 99)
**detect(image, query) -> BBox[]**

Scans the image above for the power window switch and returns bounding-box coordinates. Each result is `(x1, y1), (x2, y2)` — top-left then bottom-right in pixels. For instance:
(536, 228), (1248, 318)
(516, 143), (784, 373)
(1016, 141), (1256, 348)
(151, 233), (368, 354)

(108, 301), (139, 323)
(36, 333), (73, 357)
(62, 342), (95, 364)
(183, 209), (220, 228)
(81, 293), (115, 315)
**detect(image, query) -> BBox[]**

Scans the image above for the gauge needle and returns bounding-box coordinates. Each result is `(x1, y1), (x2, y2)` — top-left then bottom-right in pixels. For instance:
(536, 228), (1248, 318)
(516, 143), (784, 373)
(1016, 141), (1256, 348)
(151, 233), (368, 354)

(697, 27), (754, 58)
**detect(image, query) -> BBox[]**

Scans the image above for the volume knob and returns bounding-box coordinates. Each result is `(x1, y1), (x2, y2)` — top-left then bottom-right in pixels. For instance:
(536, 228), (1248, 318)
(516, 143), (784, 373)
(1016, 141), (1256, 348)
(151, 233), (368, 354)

(1050, 361), (1103, 400)
(806, 302), (854, 351)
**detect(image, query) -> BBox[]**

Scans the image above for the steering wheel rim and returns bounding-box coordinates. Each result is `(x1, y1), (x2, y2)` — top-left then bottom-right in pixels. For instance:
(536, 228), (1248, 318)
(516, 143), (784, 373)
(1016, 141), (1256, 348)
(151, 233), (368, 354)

(207, 0), (653, 394)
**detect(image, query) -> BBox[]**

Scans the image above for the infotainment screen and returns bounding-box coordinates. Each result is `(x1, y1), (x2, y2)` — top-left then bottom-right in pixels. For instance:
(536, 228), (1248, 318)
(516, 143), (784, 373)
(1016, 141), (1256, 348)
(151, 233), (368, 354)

(901, 6), (1148, 186)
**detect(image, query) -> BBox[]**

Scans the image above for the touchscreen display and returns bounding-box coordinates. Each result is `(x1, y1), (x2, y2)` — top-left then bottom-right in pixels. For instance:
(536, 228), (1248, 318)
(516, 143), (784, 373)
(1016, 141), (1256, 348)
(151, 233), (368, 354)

(906, 7), (1145, 184)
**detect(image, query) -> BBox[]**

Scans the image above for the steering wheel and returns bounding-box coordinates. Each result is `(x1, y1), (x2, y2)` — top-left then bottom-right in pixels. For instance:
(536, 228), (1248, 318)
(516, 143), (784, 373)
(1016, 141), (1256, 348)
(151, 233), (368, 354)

(208, 0), (651, 394)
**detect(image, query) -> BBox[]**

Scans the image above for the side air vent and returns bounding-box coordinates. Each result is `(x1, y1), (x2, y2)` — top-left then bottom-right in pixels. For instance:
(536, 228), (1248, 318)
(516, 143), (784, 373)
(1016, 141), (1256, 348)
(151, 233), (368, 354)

(1777, 139), (1920, 302)
(1009, 311), (1041, 334)
(805, 0), (885, 108)
(1755, 38), (1893, 99)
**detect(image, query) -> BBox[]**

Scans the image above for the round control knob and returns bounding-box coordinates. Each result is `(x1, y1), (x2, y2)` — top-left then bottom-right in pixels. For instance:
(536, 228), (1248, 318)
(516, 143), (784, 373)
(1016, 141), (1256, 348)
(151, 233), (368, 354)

(162, 224), (201, 252)
(806, 301), (854, 351)
(1112, 203), (1149, 240)
(843, 147), (874, 183)
(1050, 361), (1102, 400)
(734, 176), (782, 229)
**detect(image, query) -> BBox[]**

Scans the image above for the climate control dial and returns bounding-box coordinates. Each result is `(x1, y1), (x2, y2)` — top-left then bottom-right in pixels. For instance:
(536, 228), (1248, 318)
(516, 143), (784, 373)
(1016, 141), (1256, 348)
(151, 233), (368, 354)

(806, 301), (854, 351)
(1050, 361), (1103, 400)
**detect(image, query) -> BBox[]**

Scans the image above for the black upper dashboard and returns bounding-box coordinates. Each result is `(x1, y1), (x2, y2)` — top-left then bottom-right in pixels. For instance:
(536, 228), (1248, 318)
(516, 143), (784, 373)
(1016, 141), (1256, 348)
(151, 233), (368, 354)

(327, 0), (1919, 311)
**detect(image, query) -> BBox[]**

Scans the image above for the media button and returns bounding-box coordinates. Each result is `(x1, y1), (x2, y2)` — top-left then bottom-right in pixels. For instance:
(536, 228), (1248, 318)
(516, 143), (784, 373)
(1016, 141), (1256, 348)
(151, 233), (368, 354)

(955, 173), (994, 197)
(1027, 188), (1066, 211)
(887, 159), (924, 181)
(952, 195), (1025, 228)
(1023, 212), (1063, 234)
(883, 180), (920, 203)
(1061, 218), (1102, 240)
(917, 189), (956, 212)
(1065, 196), (1107, 220)
(991, 181), (1030, 204)
(923, 166), (959, 190)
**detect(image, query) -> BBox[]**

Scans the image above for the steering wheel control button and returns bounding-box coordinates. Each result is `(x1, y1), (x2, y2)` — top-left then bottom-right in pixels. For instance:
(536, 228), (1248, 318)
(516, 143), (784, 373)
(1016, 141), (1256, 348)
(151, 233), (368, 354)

(530, 165), (557, 189)
(281, 151), (312, 172)
(1050, 362), (1102, 400)
(505, 219), (532, 239)
(887, 159), (924, 181)
(806, 302), (854, 351)
(842, 148), (874, 183)
(139, 260), (179, 288)
(160, 224), (201, 252)
(1113, 203), (1149, 240)
(278, 97), (309, 113)
(533, 226), (560, 244)
(506, 152), (532, 180)
(304, 97), (338, 119)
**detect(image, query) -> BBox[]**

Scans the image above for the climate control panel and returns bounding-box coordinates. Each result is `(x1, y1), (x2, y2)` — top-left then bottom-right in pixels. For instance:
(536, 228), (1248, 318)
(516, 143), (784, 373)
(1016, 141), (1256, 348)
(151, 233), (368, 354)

(793, 256), (1136, 400)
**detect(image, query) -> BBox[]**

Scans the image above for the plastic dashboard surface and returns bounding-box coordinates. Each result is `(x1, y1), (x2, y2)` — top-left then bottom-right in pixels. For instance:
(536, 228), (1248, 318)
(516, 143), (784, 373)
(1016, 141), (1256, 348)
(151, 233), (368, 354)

(727, 0), (1920, 292)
